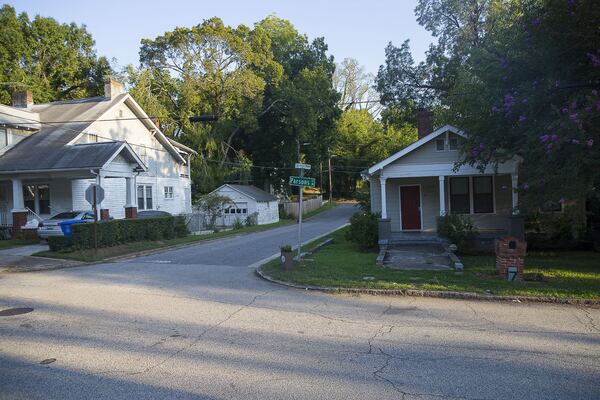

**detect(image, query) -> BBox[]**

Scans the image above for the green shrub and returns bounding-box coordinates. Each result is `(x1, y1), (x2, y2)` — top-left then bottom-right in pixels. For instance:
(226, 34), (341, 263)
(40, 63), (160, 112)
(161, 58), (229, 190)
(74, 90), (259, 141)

(345, 211), (379, 251)
(525, 212), (585, 250)
(280, 244), (292, 252)
(68, 216), (187, 250)
(245, 212), (258, 226)
(48, 236), (72, 252)
(233, 218), (244, 230)
(437, 214), (478, 251)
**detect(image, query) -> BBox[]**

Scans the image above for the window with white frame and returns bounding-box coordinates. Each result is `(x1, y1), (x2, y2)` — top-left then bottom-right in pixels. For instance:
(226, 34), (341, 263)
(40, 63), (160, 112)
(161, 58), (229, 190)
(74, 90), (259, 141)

(0, 128), (7, 149)
(473, 176), (494, 213)
(436, 139), (445, 151)
(450, 177), (470, 214)
(164, 186), (173, 199)
(450, 176), (495, 214)
(541, 200), (563, 213)
(448, 137), (458, 150)
(137, 185), (153, 210)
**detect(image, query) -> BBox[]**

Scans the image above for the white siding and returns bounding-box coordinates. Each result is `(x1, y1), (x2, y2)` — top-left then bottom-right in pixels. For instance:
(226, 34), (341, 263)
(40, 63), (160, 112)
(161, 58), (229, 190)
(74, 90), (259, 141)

(213, 186), (279, 226)
(73, 100), (192, 217)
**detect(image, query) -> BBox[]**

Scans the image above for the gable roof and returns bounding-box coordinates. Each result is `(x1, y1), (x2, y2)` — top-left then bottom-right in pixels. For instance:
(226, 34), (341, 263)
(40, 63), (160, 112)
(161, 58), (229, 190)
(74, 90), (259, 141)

(214, 184), (278, 202)
(367, 124), (466, 175)
(0, 140), (146, 173)
(0, 92), (190, 171)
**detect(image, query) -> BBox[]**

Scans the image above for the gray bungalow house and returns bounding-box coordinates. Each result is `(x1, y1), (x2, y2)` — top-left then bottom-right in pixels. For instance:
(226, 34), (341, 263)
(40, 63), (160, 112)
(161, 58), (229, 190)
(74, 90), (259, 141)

(364, 112), (520, 238)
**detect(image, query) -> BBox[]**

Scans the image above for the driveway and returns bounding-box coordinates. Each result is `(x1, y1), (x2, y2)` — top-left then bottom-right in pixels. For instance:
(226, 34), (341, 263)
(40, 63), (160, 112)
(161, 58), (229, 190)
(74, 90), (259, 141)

(0, 243), (82, 273)
(1, 203), (599, 399)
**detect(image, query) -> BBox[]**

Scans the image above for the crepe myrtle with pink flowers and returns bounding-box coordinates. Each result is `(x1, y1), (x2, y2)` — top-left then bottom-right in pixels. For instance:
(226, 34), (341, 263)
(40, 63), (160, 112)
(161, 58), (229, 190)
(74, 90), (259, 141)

(448, 0), (600, 211)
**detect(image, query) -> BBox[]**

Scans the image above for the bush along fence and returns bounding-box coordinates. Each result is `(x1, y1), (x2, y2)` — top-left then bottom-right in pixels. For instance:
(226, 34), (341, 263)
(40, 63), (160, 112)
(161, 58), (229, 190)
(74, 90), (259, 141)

(48, 216), (188, 252)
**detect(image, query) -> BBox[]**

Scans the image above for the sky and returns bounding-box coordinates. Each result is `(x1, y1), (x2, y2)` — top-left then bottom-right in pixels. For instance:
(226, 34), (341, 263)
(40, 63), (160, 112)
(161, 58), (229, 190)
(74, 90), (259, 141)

(10, 0), (434, 76)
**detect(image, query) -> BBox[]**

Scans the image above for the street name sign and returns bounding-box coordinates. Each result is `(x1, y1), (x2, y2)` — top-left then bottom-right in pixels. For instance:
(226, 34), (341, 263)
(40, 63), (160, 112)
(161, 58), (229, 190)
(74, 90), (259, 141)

(289, 176), (316, 187)
(294, 163), (311, 170)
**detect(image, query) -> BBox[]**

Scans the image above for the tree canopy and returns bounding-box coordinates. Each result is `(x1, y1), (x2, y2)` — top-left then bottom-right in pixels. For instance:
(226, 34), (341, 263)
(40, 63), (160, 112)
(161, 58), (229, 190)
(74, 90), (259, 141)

(0, 4), (111, 104)
(376, 0), (600, 209)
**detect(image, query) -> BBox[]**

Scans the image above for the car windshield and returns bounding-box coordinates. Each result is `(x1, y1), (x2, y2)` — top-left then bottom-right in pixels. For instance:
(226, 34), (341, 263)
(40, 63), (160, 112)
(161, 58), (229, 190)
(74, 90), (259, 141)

(51, 212), (80, 220)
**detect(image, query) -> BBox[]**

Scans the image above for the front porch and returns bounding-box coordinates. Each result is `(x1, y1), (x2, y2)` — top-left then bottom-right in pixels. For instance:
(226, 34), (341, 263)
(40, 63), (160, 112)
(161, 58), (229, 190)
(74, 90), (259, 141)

(372, 172), (519, 237)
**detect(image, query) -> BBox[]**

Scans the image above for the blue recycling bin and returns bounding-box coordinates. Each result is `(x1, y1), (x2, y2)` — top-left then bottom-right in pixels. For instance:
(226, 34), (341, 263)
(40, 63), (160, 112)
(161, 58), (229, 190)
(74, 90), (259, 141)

(59, 219), (87, 237)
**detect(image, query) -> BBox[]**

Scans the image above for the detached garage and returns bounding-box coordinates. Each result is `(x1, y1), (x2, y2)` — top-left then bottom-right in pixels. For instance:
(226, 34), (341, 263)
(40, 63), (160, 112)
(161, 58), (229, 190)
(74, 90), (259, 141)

(211, 184), (279, 226)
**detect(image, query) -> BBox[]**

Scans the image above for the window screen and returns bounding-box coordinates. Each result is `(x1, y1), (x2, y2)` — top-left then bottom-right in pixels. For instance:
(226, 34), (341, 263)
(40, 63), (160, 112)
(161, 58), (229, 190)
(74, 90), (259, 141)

(137, 185), (145, 210)
(473, 176), (493, 213)
(145, 186), (153, 209)
(436, 139), (445, 151)
(450, 177), (470, 214)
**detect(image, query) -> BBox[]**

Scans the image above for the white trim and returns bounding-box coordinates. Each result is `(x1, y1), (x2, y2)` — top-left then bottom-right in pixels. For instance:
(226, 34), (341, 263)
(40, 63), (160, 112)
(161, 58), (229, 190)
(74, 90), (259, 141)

(399, 184), (423, 231)
(101, 142), (147, 172)
(65, 94), (186, 164)
(381, 161), (517, 179)
(447, 175), (497, 215)
(368, 125), (466, 174)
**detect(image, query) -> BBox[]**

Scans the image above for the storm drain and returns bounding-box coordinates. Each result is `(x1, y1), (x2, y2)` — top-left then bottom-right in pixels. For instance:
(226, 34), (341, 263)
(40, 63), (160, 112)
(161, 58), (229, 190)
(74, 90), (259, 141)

(0, 307), (34, 317)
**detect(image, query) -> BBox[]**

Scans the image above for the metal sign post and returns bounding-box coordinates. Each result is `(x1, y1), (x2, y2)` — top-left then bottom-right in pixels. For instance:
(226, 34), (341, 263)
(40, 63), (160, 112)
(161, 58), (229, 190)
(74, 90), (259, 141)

(293, 163), (311, 260)
(85, 184), (105, 253)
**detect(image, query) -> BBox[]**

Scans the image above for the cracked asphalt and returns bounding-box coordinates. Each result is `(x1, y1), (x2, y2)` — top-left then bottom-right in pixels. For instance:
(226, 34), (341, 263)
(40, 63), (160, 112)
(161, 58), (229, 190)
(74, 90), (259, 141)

(1, 203), (599, 399)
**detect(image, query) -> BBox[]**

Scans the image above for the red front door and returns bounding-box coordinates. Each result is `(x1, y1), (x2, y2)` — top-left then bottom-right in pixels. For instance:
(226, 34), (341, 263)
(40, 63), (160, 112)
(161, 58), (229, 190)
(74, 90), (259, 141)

(400, 185), (421, 230)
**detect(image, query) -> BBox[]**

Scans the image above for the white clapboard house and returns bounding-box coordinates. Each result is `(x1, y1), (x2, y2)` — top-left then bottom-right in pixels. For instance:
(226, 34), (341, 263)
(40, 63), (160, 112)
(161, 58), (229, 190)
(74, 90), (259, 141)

(0, 78), (195, 233)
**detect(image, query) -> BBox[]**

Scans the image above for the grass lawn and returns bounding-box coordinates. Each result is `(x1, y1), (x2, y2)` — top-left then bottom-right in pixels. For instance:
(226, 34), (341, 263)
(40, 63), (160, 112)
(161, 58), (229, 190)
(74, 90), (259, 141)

(0, 239), (40, 250)
(34, 202), (338, 262)
(260, 227), (600, 300)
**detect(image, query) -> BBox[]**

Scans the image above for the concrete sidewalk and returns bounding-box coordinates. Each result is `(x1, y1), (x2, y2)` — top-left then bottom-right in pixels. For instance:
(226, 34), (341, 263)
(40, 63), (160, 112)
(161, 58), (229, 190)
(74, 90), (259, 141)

(0, 244), (82, 273)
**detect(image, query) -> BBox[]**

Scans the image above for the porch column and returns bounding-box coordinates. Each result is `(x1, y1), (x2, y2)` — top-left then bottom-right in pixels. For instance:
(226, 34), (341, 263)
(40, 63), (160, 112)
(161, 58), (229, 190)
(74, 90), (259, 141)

(438, 176), (446, 216)
(380, 177), (387, 219)
(511, 173), (519, 215)
(124, 176), (137, 219)
(11, 178), (27, 232)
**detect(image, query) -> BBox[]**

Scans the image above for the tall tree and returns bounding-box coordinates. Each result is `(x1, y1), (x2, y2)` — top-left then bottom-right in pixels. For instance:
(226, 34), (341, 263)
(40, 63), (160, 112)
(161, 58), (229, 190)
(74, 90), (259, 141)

(376, 0), (600, 209)
(333, 58), (381, 114)
(0, 4), (111, 105)
(138, 17), (283, 193)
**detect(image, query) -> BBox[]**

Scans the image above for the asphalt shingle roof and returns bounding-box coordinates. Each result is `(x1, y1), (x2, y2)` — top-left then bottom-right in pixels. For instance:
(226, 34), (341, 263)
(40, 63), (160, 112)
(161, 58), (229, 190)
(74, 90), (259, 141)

(225, 184), (278, 202)
(0, 95), (127, 172)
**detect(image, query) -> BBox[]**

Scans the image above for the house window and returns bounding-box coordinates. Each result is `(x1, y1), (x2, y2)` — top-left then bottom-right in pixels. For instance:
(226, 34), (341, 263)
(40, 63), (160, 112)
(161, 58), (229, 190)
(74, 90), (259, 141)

(450, 177), (470, 214)
(38, 185), (50, 214)
(24, 185), (36, 211)
(137, 185), (153, 210)
(0, 128), (7, 149)
(448, 137), (458, 150)
(436, 139), (445, 151)
(145, 186), (153, 209)
(473, 176), (494, 213)
(22, 184), (51, 214)
(88, 133), (98, 143)
(164, 186), (173, 199)
(541, 200), (563, 213)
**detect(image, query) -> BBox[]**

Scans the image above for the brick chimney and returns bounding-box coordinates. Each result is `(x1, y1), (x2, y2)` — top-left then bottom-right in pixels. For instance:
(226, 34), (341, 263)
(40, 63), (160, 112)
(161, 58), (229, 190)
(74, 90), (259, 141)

(104, 76), (125, 99)
(417, 109), (433, 139)
(12, 90), (33, 108)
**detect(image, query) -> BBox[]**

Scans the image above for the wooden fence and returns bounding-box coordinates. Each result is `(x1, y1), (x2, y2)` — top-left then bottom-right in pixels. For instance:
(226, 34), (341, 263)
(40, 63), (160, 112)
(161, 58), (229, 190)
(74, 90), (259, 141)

(282, 195), (323, 218)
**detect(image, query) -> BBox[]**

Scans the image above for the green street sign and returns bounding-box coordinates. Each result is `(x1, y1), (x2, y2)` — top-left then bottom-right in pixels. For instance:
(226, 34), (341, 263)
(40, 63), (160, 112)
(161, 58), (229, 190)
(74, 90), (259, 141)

(289, 176), (316, 187)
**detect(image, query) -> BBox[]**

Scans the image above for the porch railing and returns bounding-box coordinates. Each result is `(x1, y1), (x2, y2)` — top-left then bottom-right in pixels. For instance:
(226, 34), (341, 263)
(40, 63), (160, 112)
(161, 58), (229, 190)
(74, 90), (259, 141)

(0, 210), (10, 227)
(26, 207), (43, 223)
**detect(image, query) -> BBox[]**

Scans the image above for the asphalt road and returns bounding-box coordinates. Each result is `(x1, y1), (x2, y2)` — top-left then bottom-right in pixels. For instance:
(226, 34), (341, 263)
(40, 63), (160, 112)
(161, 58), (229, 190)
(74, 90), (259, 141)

(1, 203), (599, 399)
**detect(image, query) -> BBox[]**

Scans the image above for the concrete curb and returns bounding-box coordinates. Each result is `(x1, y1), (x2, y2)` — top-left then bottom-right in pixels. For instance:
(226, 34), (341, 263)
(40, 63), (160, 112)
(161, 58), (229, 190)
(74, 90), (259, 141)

(255, 267), (600, 306)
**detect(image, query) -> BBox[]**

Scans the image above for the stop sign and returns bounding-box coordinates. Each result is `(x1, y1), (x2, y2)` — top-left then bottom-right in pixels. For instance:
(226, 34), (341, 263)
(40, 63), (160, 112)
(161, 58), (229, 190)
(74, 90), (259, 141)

(85, 184), (105, 206)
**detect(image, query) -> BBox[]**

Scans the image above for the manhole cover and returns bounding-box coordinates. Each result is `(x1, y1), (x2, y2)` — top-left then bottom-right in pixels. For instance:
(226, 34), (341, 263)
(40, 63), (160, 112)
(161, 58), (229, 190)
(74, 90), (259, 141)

(0, 307), (34, 317)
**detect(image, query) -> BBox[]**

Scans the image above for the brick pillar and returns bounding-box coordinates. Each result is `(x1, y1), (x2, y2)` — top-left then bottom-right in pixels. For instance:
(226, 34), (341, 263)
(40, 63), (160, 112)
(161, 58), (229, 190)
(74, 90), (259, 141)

(100, 209), (110, 221)
(125, 207), (137, 219)
(495, 236), (527, 280)
(11, 211), (28, 235)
